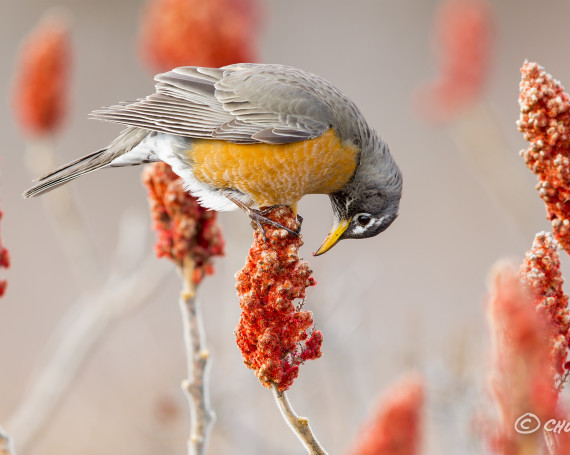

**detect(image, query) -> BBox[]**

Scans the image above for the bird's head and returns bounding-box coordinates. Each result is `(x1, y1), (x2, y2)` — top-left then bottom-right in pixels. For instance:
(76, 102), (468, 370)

(314, 137), (402, 255)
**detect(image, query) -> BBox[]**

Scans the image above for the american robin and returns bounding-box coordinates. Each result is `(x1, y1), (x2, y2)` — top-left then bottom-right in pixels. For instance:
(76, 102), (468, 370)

(23, 63), (402, 255)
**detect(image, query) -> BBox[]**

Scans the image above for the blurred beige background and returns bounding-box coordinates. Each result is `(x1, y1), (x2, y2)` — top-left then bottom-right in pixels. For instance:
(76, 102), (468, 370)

(1, 0), (569, 454)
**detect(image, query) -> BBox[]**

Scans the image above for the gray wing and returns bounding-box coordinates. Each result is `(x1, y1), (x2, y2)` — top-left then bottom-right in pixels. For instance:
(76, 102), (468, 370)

(90, 64), (338, 145)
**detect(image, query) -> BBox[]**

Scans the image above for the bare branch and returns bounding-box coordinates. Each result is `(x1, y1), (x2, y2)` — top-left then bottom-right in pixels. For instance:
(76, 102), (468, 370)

(272, 385), (328, 455)
(6, 253), (170, 451)
(178, 257), (215, 455)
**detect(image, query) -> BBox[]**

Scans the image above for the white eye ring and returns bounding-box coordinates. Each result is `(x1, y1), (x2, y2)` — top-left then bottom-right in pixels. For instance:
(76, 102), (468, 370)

(355, 213), (373, 227)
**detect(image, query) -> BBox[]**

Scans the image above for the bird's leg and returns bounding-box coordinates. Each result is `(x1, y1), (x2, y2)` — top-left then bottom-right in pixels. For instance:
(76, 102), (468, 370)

(226, 196), (299, 239)
(287, 202), (303, 234)
(257, 206), (301, 236)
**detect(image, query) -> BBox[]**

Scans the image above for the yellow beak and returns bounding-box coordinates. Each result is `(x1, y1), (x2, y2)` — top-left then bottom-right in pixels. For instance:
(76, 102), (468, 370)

(314, 219), (350, 256)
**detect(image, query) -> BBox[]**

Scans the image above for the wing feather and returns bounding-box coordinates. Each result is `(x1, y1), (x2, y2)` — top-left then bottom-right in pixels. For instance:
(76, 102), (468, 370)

(89, 64), (336, 144)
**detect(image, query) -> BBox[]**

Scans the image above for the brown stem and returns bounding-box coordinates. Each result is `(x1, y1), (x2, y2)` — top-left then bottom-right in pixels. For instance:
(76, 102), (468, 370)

(272, 385), (328, 455)
(178, 257), (215, 455)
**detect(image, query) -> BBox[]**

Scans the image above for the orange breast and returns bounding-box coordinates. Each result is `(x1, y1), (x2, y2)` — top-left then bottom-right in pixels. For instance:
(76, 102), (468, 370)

(187, 128), (360, 207)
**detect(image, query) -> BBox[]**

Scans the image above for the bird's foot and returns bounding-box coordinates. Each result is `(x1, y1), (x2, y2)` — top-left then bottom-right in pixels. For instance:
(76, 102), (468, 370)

(227, 197), (299, 241)
(251, 207), (299, 241)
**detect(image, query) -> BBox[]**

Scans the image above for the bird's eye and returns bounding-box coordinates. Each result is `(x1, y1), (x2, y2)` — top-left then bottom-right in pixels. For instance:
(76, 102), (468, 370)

(356, 214), (372, 226)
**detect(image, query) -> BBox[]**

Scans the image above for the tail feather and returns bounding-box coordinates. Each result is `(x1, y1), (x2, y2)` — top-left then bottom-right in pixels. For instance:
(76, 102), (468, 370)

(23, 148), (113, 198)
(23, 127), (151, 198)
(37, 148), (109, 182)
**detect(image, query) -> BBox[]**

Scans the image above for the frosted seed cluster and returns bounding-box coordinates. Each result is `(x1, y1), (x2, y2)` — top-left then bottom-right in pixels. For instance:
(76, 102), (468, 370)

(520, 231), (570, 376)
(519, 62), (570, 254)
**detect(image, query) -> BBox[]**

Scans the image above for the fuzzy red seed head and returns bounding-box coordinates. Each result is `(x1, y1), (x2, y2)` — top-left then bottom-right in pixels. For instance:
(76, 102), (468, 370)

(486, 262), (559, 453)
(142, 162), (224, 284)
(234, 206), (321, 391)
(519, 62), (570, 254)
(139, 0), (259, 72)
(348, 375), (424, 455)
(415, 0), (494, 123)
(0, 209), (9, 298)
(13, 12), (71, 137)
(520, 232), (570, 380)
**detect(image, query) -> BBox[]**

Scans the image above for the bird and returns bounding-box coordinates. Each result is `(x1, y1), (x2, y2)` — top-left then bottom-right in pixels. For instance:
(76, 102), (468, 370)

(23, 63), (402, 255)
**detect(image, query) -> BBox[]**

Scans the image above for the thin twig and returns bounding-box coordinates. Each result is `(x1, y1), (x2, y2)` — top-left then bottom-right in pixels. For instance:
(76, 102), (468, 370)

(0, 427), (16, 455)
(272, 384), (328, 455)
(544, 429), (558, 455)
(178, 256), (215, 455)
(25, 139), (100, 286)
(555, 370), (570, 392)
(6, 252), (170, 451)
(451, 101), (538, 232)
(17, 141), (170, 451)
